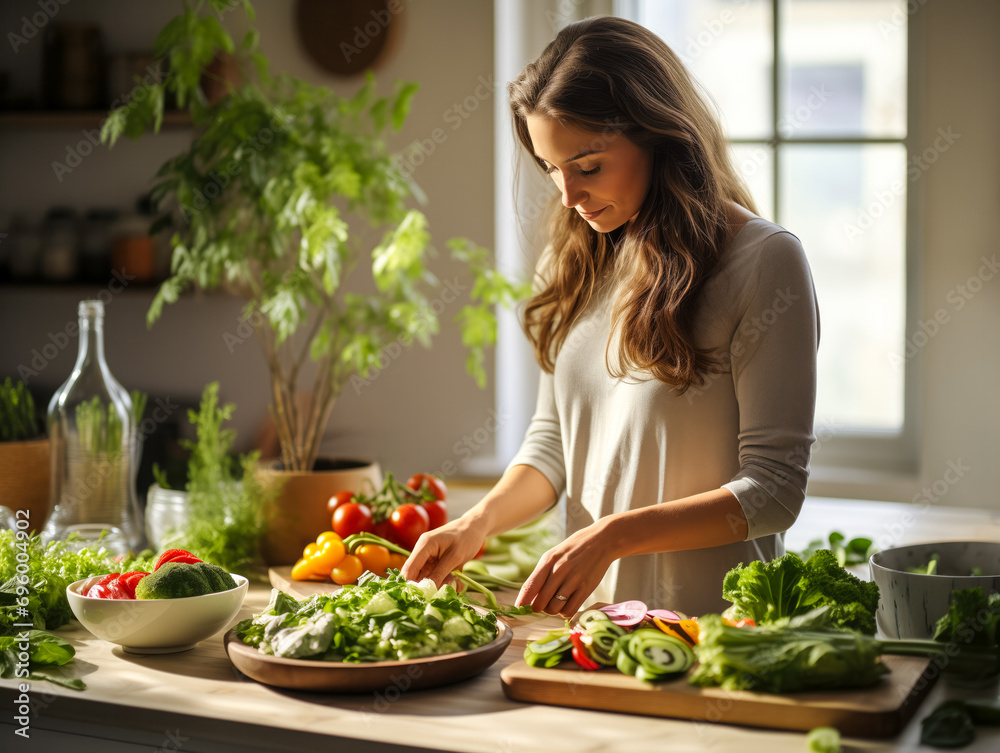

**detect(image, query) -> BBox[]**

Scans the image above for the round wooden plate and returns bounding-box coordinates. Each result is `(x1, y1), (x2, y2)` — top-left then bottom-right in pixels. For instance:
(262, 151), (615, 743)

(224, 619), (512, 693)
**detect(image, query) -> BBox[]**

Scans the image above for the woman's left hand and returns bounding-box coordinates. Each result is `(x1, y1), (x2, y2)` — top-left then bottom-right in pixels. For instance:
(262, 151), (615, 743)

(514, 520), (618, 618)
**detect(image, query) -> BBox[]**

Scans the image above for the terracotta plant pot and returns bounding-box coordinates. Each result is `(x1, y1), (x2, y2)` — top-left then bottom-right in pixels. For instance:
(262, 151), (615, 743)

(0, 438), (53, 533)
(258, 458), (382, 566)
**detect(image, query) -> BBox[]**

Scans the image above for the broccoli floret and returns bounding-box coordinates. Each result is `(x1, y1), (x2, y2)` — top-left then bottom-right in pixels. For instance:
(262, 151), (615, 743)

(135, 562), (237, 599)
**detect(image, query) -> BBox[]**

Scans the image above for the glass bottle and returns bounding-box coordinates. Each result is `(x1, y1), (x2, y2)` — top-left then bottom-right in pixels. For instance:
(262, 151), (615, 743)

(45, 300), (142, 553)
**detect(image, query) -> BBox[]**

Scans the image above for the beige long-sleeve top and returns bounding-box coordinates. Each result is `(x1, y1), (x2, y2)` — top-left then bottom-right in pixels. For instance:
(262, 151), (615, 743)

(506, 217), (821, 616)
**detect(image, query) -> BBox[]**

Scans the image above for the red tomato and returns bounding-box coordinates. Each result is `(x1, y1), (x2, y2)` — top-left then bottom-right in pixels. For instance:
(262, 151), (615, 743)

(389, 503), (430, 550)
(373, 518), (397, 546)
(406, 473), (447, 501)
(421, 500), (447, 530)
(117, 571), (149, 599)
(332, 501), (374, 538)
(326, 490), (355, 518)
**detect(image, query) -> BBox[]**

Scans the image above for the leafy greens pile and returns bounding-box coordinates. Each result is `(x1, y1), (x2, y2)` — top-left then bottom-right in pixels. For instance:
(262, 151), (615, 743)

(722, 549), (880, 634)
(0, 530), (154, 635)
(236, 570), (498, 661)
(690, 605), (1000, 694)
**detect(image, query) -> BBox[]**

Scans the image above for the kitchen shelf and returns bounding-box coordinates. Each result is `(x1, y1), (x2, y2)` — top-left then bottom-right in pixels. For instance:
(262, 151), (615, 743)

(0, 109), (192, 129)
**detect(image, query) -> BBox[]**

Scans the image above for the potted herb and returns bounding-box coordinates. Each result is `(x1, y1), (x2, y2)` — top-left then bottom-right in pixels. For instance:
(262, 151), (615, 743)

(0, 378), (50, 532)
(101, 1), (527, 563)
(148, 382), (275, 577)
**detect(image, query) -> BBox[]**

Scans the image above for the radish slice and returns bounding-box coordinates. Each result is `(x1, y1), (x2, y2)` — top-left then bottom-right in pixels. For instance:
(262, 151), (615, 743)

(599, 600), (648, 626)
(645, 609), (682, 623)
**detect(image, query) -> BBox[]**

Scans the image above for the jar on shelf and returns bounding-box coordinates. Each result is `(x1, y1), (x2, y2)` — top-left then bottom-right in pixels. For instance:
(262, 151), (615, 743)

(80, 209), (119, 283)
(41, 207), (79, 282)
(45, 300), (143, 554)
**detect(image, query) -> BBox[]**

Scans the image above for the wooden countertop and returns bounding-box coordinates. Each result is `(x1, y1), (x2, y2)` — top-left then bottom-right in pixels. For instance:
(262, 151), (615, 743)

(3, 494), (1000, 752)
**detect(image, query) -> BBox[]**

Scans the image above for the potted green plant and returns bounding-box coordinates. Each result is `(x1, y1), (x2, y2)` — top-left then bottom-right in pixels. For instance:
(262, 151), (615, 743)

(101, 0), (527, 563)
(0, 378), (50, 532)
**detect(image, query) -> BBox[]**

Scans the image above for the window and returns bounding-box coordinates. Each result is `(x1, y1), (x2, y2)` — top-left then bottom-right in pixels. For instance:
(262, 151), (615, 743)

(619, 0), (916, 477)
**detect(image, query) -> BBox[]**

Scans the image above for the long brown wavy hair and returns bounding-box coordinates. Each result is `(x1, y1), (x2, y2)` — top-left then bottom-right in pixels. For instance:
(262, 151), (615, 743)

(508, 16), (759, 393)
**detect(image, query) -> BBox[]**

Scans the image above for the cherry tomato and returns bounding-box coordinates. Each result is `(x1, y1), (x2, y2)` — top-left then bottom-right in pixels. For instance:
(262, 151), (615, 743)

(421, 500), (447, 530)
(326, 490), (355, 518)
(331, 554), (364, 585)
(332, 501), (374, 538)
(387, 552), (407, 572)
(309, 538), (346, 576)
(303, 542), (321, 559)
(373, 518), (397, 545)
(406, 473), (447, 501)
(389, 503), (430, 550)
(355, 544), (391, 577)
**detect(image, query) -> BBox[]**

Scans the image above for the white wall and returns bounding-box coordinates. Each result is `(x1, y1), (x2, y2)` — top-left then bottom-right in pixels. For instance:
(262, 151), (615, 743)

(0, 0), (499, 482)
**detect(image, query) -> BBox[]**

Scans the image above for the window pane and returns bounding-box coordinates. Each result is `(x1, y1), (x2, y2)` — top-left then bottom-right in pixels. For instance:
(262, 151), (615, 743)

(780, 0), (907, 138)
(730, 142), (774, 220)
(779, 143), (906, 430)
(639, 0), (773, 139)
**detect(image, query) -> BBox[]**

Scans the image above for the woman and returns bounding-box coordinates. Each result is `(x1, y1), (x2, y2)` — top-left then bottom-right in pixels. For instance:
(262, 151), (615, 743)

(401, 16), (820, 618)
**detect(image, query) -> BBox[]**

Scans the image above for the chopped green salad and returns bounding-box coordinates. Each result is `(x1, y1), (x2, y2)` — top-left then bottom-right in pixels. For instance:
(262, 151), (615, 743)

(235, 570), (498, 662)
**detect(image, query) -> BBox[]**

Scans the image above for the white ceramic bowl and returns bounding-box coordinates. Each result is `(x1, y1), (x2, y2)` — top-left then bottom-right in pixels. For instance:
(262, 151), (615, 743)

(869, 541), (1000, 640)
(67, 573), (249, 654)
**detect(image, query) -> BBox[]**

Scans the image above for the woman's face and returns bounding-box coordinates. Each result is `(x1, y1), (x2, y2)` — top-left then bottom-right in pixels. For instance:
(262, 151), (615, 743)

(526, 114), (653, 231)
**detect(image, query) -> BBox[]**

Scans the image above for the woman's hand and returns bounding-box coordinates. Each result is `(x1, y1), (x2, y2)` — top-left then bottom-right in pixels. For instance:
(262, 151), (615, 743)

(400, 515), (490, 587)
(515, 519), (618, 618)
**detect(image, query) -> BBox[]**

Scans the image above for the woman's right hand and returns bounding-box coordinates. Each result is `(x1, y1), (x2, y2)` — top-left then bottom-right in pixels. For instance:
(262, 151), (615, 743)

(399, 515), (490, 587)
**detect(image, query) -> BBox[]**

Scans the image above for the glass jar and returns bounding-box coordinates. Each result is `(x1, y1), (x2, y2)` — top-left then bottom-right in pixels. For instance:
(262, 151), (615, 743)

(45, 300), (142, 554)
(144, 484), (190, 550)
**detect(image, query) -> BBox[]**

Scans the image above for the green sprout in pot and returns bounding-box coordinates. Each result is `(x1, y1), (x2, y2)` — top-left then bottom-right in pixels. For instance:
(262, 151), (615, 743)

(100, 0), (531, 474)
(0, 378), (41, 442)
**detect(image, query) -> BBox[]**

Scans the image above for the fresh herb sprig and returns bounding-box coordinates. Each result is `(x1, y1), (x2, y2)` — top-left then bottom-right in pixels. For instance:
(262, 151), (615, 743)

(157, 382), (273, 577)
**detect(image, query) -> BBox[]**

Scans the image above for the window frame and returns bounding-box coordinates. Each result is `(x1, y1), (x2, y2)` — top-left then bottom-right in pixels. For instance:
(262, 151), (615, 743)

(615, 0), (923, 492)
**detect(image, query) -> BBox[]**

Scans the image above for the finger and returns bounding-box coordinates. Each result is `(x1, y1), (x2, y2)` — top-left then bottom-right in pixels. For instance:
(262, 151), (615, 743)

(426, 555), (457, 587)
(399, 539), (434, 581)
(539, 576), (578, 616)
(515, 559), (552, 607)
(559, 589), (589, 620)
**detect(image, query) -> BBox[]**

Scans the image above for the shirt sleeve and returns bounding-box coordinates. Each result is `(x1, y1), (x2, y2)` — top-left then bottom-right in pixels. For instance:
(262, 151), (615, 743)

(720, 230), (821, 541)
(502, 243), (567, 497)
(504, 368), (567, 498)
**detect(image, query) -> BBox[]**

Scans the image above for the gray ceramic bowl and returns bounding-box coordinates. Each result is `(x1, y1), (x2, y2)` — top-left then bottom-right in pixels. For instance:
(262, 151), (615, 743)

(869, 541), (1000, 640)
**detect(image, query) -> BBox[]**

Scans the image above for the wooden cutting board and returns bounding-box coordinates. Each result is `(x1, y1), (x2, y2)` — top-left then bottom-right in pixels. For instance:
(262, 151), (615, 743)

(501, 654), (935, 738)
